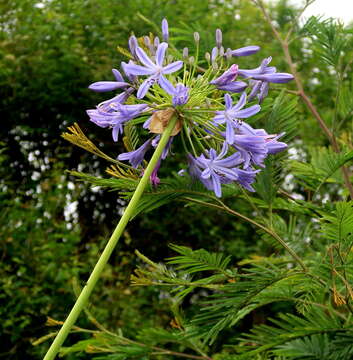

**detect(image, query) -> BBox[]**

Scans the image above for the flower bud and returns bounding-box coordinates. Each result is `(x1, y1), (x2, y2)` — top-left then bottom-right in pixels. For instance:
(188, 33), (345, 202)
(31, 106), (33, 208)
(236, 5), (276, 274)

(183, 47), (189, 59)
(143, 36), (151, 47)
(193, 32), (200, 43)
(154, 36), (160, 47)
(231, 45), (260, 57)
(162, 18), (169, 42)
(205, 52), (211, 62)
(211, 47), (218, 63)
(128, 35), (138, 56)
(216, 28), (222, 48)
(226, 48), (232, 61)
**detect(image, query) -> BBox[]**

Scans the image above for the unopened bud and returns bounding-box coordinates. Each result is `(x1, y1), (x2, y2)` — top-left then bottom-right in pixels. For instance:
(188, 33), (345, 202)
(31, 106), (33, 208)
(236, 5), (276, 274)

(183, 47), (189, 59)
(154, 36), (160, 47)
(162, 18), (169, 42)
(128, 35), (138, 56)
(143, 36), (151, 47)
(219, 46), (224, 57)
(189, 56), (195, 64)
(205, 52), (211, 62)
(216, 28), (222, 48)
(167, 54), (174, 63)
(226, 48), (232, 60)
(211, 47), (218, 63)
(193, 32), (200, 43)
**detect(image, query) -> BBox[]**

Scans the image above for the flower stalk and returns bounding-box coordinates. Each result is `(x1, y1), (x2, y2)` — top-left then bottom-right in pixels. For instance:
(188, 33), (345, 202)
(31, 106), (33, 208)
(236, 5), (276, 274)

(43, 113), (178, 360)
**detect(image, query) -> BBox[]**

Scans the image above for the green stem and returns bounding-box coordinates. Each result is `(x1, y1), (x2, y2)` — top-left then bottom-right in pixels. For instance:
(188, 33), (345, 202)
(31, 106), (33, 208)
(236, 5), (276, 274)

(43, 114), (178, 360)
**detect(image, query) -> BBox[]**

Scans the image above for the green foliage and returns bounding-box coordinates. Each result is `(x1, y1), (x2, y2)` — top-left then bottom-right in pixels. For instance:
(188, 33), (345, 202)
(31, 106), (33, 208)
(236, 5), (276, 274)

(301, 16), (349, 69)
(254, 92), (298, 205)
(290, 147), (353, 192)
(3, 0), (353, 359)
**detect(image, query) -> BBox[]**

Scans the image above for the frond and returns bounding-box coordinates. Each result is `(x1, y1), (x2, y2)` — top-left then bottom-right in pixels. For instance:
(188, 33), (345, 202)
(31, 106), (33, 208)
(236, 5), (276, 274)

(122, 122), (140, 152)
(237, 308), (347, 359)
(190, 261), (306, 344)
(167, 244), (234, 276)
(61, 123), (128, 167)
(320, 201), (353, 246)
(68, 170), (138, 193)
(300, 16), (348, 68)
(290, 147), (353, 192)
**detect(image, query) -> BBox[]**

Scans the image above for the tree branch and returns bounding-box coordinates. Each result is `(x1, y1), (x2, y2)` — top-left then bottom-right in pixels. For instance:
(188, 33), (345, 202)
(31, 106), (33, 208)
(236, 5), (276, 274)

(253, 0), (353, 199)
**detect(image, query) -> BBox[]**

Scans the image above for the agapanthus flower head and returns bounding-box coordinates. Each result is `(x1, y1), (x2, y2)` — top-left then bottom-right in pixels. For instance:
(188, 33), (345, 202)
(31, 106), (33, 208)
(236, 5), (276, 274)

(86, 18), (291, 193)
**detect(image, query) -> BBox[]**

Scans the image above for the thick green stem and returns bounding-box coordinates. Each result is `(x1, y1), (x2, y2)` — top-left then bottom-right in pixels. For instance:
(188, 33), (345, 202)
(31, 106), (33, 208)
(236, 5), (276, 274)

(43, 114), (178, 360)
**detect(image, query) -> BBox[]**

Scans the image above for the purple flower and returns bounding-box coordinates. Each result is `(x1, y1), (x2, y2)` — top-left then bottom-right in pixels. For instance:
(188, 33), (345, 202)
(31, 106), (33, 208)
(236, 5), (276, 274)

(124, 42), (183, 99)
(233, 167), (259, 192)
(251, 129), (288, 154)
(210, 64), (248, 93)
(239, 57), (294, 84)
(188, 143), (244, 197)
(159, 77), (189, 106)
(121, 60), (138, 83)
(87, 103), (148, 142)
(150, 159), (161, 186)
(172, 84), (189, 106)
(214, 93), (261, 145)
(231, 45), (260, 57)
(96, 88), (134, 113)
(118, 139), (152, 168)
(266, 135), (287, 154)
(210, 64), (238, 86)
(88, 69), (130, 92)
(257, 82), (269, 103)
(232, 134), (268, 168)
(217, 81), (248, 93)
(232, 124), (287, 166)
(151, 135), (174, 159)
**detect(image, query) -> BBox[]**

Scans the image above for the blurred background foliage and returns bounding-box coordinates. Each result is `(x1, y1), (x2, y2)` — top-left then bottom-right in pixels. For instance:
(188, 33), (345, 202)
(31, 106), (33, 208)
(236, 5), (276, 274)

(1, 0), (353, 359)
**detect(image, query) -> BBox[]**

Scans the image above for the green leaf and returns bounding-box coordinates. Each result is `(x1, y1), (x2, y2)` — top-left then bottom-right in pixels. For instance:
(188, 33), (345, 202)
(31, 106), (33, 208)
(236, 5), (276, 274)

(167, 244), (233, 276)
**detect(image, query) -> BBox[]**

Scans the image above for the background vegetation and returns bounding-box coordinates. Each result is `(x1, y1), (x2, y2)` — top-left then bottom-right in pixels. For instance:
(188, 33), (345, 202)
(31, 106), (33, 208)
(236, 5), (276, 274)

(1, 0), (353, 359)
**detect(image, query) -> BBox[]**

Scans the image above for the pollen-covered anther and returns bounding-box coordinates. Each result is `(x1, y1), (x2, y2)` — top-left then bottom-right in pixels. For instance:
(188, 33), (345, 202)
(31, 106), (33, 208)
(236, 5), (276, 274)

(149, 108), (182, 136)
